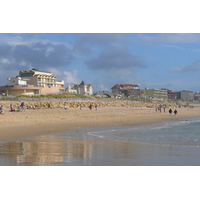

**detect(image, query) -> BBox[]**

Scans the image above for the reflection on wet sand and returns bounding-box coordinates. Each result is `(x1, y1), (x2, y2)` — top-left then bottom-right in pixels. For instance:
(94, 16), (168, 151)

(0, 134), (96, 165)
(0, 130), (152, 166)
(0, 129), (199, 166)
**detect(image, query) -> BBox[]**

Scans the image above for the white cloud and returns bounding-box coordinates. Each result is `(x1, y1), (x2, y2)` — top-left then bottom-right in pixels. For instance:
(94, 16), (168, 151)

(63, 70), (80, 85)
(0, 35), (73, 50)
(46, 67), (63, 77)
(45, 47), (55, 57)
(0, 58), (11, 64)
(139, 33), (200, 44)
(170, 61), (200, 72)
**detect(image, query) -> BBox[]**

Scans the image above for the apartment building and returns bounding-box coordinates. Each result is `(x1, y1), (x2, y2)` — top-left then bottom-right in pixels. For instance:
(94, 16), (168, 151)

(176, 90), (194, 101)
(19, 68), (64, 89)
(141, 88), (169, 100)
(0, 68), (65, 96)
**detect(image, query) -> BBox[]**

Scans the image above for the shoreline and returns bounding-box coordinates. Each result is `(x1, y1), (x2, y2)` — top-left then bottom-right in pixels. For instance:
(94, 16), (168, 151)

(0, 106), (200, 142)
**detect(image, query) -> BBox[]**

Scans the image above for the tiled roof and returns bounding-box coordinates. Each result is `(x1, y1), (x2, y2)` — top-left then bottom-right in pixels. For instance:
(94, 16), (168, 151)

(111, 84), (139, 89)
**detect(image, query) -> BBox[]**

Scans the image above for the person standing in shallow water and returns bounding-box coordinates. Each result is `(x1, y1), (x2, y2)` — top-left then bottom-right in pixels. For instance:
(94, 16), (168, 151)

(169, 109), (172, 115)
(174, 109), (178, 115)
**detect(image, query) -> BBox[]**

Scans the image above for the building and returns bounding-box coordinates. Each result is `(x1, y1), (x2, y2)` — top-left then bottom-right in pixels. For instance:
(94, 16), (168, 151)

(65, 86), (77, 94)
(18, 68), (64, 89)
(111, 84), (140, 97)
(176, 90), (194, 101)
(141, 88), (170, 100)
(166, 89), (177, 100)
(153, 89), (168, 99)
(194, 93), (200, 101)
(73, 81), (93, 95)
(94, 91), (114, 98)
(0, 68), (65, 96)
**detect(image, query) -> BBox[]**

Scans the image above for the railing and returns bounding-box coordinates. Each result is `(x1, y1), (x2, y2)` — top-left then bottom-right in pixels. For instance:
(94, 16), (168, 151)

(4, 85), (14, 87)
(34, 85), (44, 87)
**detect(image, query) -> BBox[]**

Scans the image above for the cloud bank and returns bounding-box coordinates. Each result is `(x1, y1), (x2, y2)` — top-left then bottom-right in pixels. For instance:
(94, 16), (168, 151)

(85, 47), (146, 74)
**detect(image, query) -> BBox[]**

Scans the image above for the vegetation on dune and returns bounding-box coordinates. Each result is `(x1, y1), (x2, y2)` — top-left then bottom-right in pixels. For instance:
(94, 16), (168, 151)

(16, 93), (92, 99)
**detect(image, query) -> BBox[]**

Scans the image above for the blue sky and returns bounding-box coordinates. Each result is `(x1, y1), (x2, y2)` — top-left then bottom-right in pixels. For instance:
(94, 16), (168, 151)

(1, 33), (200, 93)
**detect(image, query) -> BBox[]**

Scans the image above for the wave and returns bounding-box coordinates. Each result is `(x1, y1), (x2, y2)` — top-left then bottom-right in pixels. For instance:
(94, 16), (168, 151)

(87, 118), (200, 147)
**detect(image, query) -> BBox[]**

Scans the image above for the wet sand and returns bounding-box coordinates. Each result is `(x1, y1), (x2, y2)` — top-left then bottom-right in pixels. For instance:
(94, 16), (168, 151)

(0, 106), (200, 141)
(1, 126), (200, 166)
(0, 106), (200, 165)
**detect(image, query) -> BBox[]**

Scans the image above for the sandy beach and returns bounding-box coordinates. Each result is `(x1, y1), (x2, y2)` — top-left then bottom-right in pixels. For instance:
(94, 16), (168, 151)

(0, 105), (200, 142)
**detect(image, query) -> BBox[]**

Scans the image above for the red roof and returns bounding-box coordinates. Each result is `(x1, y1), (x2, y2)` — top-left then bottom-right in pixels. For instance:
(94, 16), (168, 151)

(111, 84), (139, 89)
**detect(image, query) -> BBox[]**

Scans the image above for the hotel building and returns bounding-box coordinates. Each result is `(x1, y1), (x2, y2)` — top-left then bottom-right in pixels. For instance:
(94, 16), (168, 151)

(0, 68), (65, 96)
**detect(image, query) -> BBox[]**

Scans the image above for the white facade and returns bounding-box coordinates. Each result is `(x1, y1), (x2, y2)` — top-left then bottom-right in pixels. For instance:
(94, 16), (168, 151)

(7, 77), (28, 86)
(73, 81), (93, 95)
(65, 86), (77, 94)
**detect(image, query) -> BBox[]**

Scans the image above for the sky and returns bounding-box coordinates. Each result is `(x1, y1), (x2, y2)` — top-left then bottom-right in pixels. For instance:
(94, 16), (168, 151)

(1, 33), (200, 93)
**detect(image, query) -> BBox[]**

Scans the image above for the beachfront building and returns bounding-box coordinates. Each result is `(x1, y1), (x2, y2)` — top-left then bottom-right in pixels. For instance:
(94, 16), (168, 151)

(176, 90), (194, 101)
(111, 84), (140, 98)
(194, 93), (200, 101)
(19, 68), (64, 89)
(166, 89), (177, 100)
(153, 89), (168, 100)
(73, 81), (93, 95)
(0, 68), (65, 96)
(140, 88), (170, 100)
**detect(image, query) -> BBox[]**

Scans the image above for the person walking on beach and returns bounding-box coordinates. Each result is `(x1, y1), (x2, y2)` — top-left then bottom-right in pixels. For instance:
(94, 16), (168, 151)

(174, 109), (178, 115)
(95, 104), (98, 110)
(163, 105), (166, 113)
(20, 102), (25, 111)
(64, 105), (68, 110)
(0, 105), (4, 114)
(169, 108), (172, 115)
(89, 104), (93, 110)
(159, 104), (162, 112)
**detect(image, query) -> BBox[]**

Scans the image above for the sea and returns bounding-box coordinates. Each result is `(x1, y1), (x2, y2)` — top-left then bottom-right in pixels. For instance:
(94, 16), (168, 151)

(1, 118), (200, 166)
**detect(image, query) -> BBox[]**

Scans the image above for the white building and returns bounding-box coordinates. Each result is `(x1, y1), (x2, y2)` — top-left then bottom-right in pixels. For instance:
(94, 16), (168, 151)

(73, 81), (93, 95)
(65, 86), (77, 94)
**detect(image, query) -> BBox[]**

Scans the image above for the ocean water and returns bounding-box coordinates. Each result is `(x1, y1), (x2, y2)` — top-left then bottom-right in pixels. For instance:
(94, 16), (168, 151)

(1, 118), (200, 166)
(87, 118), (200, 147)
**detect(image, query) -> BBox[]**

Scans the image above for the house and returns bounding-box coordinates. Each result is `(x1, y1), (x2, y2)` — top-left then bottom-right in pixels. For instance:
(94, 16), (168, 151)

(0, 68), (65, 96)
(65, 86), (77, 94)
(73, 81), (93, 95)
(111, 84), (140, 97)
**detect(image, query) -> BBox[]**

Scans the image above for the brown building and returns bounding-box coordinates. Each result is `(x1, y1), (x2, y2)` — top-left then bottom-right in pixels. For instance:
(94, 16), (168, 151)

(111, 84), (140, 97)
(161, 88), (176, 100)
